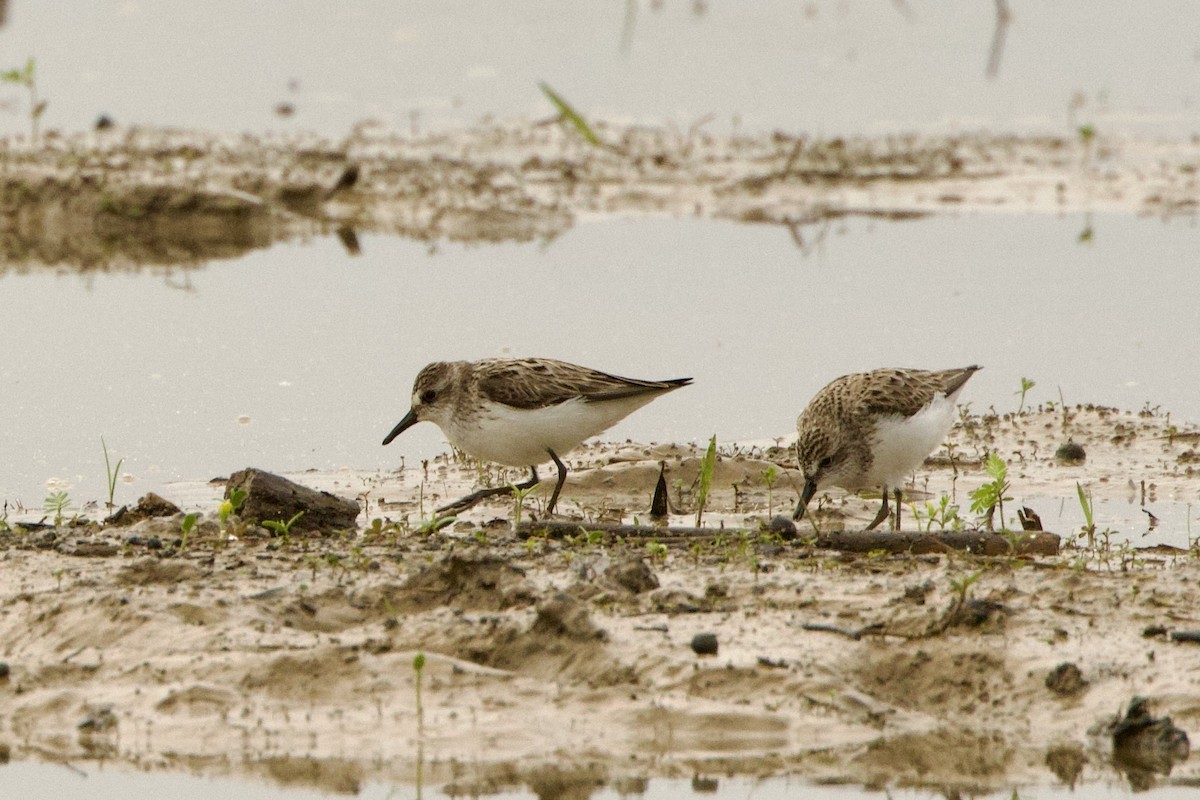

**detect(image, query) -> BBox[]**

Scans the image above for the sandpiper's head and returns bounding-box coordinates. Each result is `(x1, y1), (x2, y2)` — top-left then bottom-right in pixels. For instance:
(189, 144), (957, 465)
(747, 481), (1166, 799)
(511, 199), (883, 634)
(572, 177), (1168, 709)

(382, 361), (461, 445)
(792, 417), (865, 520)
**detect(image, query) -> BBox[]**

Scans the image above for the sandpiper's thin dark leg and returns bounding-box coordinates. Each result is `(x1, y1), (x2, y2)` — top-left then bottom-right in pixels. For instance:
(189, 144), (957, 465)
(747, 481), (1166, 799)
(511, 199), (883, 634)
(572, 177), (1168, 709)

(546, 449), (568, 514)
(436, 466), (542, 514)
(892, 487), (903, 531)
(866, 486), (890, 531)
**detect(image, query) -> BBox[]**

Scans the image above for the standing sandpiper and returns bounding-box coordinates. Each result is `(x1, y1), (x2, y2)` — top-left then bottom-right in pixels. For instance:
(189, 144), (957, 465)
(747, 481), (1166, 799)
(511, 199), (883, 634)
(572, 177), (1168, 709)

(792, 365), (980, 531)
(383, 357), (691, 515)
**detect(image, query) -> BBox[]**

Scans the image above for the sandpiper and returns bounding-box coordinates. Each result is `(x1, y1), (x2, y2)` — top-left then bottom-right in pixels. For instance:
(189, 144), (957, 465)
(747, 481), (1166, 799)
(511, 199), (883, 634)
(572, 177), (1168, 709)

(792, 365), (980, 531)
(383, 357), (692, 514)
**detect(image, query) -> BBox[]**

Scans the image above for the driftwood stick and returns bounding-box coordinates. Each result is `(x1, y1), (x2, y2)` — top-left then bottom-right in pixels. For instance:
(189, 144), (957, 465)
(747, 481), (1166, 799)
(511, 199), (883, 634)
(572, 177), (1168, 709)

(515, 520), (1060, 556)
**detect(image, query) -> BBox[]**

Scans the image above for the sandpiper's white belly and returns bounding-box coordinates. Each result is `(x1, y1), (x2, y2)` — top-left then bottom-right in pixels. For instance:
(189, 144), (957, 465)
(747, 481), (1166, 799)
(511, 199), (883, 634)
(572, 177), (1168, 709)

(863, 392), (958, 488)
(445, 394), (663, 467)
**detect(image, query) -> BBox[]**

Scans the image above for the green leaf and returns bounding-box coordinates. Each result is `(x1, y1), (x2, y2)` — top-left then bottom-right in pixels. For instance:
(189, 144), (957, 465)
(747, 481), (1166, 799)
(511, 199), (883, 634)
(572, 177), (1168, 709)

(539, 81), (600, 145)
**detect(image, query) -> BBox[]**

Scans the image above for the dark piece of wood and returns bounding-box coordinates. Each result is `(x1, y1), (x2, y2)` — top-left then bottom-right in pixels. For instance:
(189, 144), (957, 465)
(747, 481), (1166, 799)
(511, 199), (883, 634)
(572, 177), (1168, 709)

(812, 529), (1060, 556)
(516, 520), (1059, 556)
(226, 468), (359, 534)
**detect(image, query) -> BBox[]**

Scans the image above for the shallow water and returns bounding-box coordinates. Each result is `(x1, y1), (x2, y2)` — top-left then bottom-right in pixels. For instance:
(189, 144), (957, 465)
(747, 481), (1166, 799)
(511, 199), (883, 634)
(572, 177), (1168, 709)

(4, 761), (1197, 800)
(0, 1), (1197, 139)
(2, 212), (1199, 542)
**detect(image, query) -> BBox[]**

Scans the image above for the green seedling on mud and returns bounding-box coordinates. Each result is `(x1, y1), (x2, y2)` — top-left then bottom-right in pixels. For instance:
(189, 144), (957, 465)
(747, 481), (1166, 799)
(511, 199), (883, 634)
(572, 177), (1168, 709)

(1, 57), (47, 141)
(644, 540), (668, 563)
(101, 437), (124, 510)
(760, 465), (778, 517)
(263, 511), (305, 540)
(509, 481), (536, 530)
(912, 495), (962, 532)
(219, 488), (248, 527)
(412, 651), (426, 728)
(539, 81), (600, 145)
(1076, 481), (1096, 550)
(1014, 377), (1035, 414)
(179, 512), (199, 549)
(417, 512), (454, 536)
(694, 435), (717, 528)
(969, 452), (1011, 531)
(43, 490), (70, 527)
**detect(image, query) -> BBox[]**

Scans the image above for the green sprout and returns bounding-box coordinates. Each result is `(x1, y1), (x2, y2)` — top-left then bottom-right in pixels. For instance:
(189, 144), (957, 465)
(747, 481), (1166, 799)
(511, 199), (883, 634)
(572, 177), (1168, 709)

(1014, 377), (1035, 415)
(263, 511), (305, 539)
(180, 512), (199, 549)
(694, 435), (717, 528)
(101, 436), (124, 510)
(218, 488), (247, 526)
(969, 452), (1011, 531)
(509, 482), (536, 530)
(1, 57), (47, 142)
(43, 490), (70, 527)
(413, 651), (426, 728)
(417, 512), (454, 536)
(1076, 481), (1096, 550)
(539, 81), (600, 146)
(760, 465), (778, 517)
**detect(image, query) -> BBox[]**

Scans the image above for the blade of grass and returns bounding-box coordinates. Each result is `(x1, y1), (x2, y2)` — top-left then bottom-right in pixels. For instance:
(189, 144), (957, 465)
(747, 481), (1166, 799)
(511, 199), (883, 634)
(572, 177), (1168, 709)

(539, 81), (600, 145)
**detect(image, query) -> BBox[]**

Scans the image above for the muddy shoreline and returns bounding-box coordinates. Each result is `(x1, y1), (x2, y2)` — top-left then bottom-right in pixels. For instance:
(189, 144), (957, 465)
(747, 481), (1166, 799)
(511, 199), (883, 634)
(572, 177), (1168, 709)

(3, 122), (1199, 794)
(1, 121), (1196, 271)
(2, 406), (1199, 795)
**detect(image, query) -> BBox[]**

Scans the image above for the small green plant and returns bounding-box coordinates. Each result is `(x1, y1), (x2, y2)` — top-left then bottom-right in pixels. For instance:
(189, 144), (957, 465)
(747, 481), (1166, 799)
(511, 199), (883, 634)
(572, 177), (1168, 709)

(1076, 481), (1096, 550)
(1014, 377), (1035, 414)
(913, 495), (962, 531)
(969, 452), (1011, 530)
(219, 488), (248, 526)
(509, 482), (536, 530)
(412, 651), (426, 728)
(1, 57), (47, 141)
(694, 435), (717, 527)
(101, 436), (124, 510)
(760, 465), (778, 517)
(43, 490), (70, 527)
(645, 540), (668, 563)
(539, 81), (600, 145)
(179, 512), (199, 549)
(263, 511), (305, 539)
(417, 512), (454, 535)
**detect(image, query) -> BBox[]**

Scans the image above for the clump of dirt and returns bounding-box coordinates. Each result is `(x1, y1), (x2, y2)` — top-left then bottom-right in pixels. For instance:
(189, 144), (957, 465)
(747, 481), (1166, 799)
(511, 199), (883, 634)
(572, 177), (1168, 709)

(386, 554), (537, 613)
(116, 557), (203, 585)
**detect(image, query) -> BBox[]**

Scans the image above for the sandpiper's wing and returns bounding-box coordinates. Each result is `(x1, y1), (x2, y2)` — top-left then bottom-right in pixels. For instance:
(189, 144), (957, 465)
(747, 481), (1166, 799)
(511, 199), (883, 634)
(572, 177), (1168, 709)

(476, 358), (691, 410)
(857, 366), (980, 418)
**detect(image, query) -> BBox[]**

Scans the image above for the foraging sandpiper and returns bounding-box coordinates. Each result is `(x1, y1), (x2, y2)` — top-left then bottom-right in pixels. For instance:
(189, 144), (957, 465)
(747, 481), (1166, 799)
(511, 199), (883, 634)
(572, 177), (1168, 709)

(383, 357), (691, 514)
(792, 365), (980, 530)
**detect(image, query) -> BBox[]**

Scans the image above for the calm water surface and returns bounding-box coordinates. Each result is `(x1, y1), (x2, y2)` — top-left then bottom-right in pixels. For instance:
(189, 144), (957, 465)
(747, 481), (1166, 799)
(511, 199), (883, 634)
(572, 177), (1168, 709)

(0, 1), (1195, 139)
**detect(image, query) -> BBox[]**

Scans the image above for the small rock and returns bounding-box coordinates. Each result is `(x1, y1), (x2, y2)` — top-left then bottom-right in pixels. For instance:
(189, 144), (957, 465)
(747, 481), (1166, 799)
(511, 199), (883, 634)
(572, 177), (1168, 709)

(1045, 662), (1088, 696)
(1055, 440), (1087, 464)
(764, 515), (797, 540)
(691, 632), (719, 656)
(0, 662), (9, 679)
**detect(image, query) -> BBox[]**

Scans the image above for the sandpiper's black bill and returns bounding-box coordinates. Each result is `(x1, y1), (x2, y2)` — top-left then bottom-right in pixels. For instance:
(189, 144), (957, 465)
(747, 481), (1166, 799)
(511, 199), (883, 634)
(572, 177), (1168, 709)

(792, 478), (817, 521)
(381, 409), (419, 445)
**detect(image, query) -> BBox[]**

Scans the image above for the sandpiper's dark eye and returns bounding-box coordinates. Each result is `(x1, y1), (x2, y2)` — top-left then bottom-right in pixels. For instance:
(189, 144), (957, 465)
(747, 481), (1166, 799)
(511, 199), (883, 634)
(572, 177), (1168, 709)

(818, 456), (834, 471)
(420, 389), (436, 404)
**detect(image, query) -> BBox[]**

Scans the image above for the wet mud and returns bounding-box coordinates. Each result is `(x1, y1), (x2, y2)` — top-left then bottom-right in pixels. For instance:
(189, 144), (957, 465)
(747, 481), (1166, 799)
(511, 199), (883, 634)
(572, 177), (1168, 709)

(1, 406), (1198, 795)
